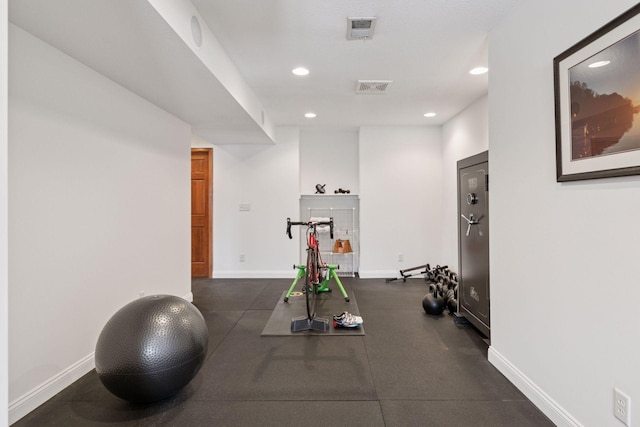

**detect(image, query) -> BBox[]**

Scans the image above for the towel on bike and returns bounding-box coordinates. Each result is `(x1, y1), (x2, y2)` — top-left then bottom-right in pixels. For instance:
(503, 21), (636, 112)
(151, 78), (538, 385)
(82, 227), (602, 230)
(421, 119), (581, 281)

(309, 217), (331, 233)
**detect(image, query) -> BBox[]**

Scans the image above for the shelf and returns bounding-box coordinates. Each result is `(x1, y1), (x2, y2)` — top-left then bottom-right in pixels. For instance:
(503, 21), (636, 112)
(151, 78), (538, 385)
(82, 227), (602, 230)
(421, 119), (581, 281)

(300, 200), (359, 277)
(321, 252), (354, 256)
(300, 194), (359, 199)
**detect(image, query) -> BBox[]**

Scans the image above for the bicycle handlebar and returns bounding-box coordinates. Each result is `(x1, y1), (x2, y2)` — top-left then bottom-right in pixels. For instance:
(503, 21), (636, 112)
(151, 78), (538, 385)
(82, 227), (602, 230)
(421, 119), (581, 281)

(286, 217), (334, 240)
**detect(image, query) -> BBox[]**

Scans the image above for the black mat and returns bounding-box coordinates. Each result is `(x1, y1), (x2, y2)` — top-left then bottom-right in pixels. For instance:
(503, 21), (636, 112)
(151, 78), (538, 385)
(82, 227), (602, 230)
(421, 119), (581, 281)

(15, 278), (553, 427)
(261, 290), (365, 336)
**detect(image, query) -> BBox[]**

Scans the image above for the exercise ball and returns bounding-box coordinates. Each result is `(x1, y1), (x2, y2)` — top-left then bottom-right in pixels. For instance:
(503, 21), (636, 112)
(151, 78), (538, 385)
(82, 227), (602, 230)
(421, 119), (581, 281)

(95, 295), (208, 403)
(422, 292), (445, 315)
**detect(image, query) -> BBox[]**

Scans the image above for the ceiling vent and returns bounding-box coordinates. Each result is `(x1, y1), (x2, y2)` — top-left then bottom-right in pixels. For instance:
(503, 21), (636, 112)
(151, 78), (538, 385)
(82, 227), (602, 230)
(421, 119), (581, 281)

(347, 17), (377, 40)
(356, 80), (392, 94)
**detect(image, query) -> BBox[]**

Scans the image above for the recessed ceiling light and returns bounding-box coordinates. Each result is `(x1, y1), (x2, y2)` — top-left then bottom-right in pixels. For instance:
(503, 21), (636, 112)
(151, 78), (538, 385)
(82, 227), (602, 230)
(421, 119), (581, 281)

(423, 112), (436, 118)
(469, 67), (489, 75)
(292, 67), (310, 76)
(305, 112), (317, 118)
(588, 60), (610, 68)
(190, 16), (202, 47)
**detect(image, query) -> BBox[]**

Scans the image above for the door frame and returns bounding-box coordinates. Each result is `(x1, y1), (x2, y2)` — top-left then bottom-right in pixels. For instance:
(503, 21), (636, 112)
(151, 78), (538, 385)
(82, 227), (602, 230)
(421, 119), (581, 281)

(191, 148), (213, 277)
(457, 150), (490, 338)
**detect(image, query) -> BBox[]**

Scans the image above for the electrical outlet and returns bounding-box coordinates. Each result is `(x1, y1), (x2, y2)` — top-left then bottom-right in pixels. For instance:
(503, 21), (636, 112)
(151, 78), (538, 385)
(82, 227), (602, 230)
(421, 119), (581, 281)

(398, 253), (404, 262)
(614, 388), (631, 426)
(239, 253), (245, 262)
(139, 291), (145, 298)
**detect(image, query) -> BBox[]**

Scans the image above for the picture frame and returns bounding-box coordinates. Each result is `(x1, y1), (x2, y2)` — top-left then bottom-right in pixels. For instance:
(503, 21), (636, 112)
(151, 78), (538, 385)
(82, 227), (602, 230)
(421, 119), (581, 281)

(554, 4), (640, 182)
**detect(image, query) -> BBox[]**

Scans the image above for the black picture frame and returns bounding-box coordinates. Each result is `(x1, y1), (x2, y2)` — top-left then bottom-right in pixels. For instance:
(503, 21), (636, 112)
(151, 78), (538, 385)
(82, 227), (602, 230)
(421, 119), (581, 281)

(554, 4), (640, 182)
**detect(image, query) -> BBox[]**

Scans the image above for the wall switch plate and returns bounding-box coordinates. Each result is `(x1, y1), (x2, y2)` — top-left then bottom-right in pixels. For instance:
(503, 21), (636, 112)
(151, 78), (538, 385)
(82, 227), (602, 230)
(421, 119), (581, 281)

(239, 253), (245, 262)
(614, 388), (631, 426)
(398, 253), (404, 262)
(239, 203), (251, 211)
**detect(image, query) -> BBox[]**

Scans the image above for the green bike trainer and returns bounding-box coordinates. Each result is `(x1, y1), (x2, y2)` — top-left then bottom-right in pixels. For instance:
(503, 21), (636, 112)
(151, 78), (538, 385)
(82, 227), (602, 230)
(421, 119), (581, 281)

(284, 264), (349, 302)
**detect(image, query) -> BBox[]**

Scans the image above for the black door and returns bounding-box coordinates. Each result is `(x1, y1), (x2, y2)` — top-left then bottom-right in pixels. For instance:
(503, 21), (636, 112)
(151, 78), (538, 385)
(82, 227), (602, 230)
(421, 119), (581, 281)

(458, 151), (489, 338)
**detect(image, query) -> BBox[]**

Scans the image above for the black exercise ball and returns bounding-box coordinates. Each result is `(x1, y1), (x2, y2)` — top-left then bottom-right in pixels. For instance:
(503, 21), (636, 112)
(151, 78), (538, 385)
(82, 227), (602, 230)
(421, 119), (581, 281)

(95, 295), (208, 403)
(422, 292), (445, 315)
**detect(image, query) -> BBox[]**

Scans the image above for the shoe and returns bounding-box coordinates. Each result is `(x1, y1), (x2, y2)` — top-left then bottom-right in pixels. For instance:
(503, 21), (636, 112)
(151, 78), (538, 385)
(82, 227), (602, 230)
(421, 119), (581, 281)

(333, 312), (363, 323)
(333, 312), (363, 328)
(333, 314), (362, 328)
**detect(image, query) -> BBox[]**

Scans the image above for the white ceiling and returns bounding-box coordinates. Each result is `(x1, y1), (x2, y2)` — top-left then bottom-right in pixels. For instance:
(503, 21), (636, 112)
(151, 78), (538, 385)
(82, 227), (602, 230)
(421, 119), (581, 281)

(9, 0), (523, 143)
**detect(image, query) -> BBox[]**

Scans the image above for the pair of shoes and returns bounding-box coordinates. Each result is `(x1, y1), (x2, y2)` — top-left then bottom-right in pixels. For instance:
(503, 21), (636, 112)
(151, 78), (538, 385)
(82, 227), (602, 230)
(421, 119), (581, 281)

(334, 312), (362, 322)
(333, 312), (363, 328)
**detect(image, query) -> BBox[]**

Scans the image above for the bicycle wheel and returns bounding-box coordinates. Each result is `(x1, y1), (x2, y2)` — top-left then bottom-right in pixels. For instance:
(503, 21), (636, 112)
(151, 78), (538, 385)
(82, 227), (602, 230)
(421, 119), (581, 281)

(305, 248), (318, 321)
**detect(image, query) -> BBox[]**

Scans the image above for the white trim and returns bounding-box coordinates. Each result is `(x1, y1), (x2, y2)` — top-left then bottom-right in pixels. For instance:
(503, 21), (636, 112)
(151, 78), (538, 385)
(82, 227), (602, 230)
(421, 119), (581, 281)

(182, 291), (194, 302)
(1, 0), (8, 424)
(8, 291), (193, 424)
(212, 270), (295, 279)
(488, 346), (582, 427)
(357, 270), (397, 279)
(8, 353), (95, 425)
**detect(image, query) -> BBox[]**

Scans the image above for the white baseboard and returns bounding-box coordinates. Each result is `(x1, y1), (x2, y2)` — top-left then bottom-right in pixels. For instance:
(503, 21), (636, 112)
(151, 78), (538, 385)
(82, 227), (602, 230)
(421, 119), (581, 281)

(210, 270), (405, 279)
(211, 270), (294, 279)
(488, 346), (581, 427)
(9, 291), (194, 425)
(212, 270), (400, 279)
(357, 270), (397, 279)
(9, 352), (95, 425)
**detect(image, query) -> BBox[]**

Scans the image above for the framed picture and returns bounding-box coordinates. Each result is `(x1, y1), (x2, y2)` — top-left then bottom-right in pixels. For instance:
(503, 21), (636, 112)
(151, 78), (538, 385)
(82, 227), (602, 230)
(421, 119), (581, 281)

(554, 4), (640, 182)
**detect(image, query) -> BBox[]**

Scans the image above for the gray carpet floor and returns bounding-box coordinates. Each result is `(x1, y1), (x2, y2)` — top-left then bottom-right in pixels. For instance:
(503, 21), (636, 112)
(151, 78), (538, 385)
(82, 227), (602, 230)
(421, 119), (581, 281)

(13, 278), (554, 426)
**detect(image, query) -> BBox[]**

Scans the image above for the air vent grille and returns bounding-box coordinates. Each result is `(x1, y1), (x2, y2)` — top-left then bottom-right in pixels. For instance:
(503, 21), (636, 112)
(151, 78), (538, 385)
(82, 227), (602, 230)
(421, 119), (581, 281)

(347, 17), (377, 40)
(356, 80), (392, 94)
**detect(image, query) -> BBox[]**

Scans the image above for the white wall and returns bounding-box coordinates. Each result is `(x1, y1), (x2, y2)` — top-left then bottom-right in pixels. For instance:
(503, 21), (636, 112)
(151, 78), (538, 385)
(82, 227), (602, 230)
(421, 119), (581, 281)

(8, 25), (192, 423)
(359, 127), (443, 277)
(488, 1), (640, 426)
(210, 128), (300, 277)
(441, 95), (488, 270)
(207, 126), (441, 279)
(299, 129), (359, 195)
(147, 0), (275, 144)
(1, 1), (9, 426)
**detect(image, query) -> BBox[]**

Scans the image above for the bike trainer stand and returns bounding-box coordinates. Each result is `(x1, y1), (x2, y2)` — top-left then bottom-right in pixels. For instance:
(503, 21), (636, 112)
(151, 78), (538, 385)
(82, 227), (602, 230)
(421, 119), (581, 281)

(284, 264), (350, 302)
(291, 315), (329, 332)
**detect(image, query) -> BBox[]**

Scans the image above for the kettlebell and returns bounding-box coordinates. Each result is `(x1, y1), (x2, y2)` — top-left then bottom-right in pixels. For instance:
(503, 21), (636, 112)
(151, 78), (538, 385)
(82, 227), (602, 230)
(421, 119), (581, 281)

(422, 289), (445, 315)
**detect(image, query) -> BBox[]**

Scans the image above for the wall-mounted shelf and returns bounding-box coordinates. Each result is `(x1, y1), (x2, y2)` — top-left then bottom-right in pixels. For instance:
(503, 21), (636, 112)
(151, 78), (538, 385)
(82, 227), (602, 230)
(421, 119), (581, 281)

(300, 194), (359, 199)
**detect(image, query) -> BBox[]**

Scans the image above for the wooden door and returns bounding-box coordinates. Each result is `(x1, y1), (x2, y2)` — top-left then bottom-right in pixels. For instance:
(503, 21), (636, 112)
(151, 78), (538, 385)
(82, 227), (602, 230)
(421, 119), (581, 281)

(191, 148), (212, 277)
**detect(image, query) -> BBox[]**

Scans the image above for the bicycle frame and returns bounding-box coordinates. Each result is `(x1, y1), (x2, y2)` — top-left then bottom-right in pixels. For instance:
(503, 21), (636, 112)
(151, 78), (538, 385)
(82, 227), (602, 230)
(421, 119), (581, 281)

(286, 217), (334, 332)
(306, 228), (322, 285)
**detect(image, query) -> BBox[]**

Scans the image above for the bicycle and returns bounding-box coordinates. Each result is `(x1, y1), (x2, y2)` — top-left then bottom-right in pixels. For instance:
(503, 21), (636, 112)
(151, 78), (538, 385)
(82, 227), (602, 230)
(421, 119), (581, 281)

(286, 217), (334, 332)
